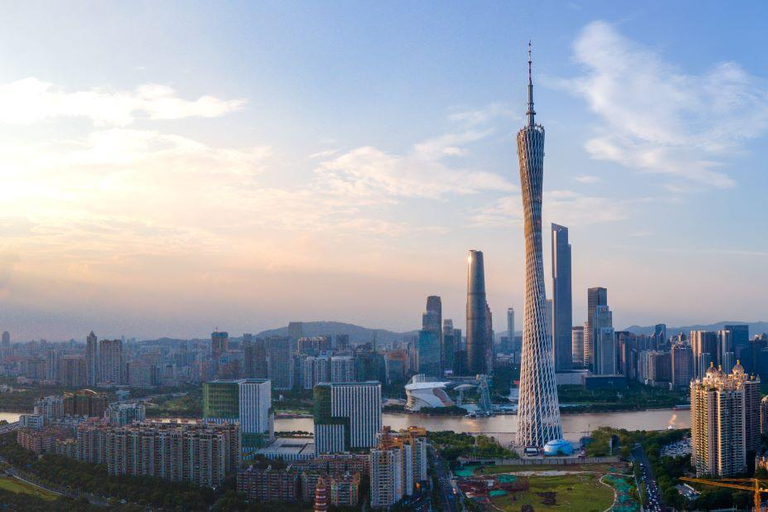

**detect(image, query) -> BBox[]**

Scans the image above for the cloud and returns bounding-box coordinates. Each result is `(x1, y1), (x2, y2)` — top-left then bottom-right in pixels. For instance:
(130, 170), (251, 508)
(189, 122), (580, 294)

(0, 78), (246, 126)
(561, 21), (768, 189)
(314, 128), (516, 201)
(574, 174), (602, 184)
(469, 190), (632, 227)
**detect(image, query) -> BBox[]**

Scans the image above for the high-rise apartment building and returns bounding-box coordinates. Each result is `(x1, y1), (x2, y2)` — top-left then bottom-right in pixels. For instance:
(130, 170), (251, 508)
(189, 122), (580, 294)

(314, 382), (381, 454)
(105, 402), (146, 426)
(671, 343), (694, 388)
(370, 427), (427, 508)
(98, 339), (123, 385)
(585, 287), (607, 368)
(691, 363), (760, 476)
(466, 250), (489, 375)
(86, 331), (98, 386)
(304, 356), (332, 389)
(551, 223), (573, 371)
(761, 396), (768, 435)
(515, 47), (563, 448)
(1, 331), (9, 348)
(58, 356), (87, 387)
(203, 378), (274, 448)
(330, 356), (354, 383)
(571, 326), (584, 366)
(77, 420), (240, 487)
(266, 336), (294, 390)
(691, 331), (718, 379)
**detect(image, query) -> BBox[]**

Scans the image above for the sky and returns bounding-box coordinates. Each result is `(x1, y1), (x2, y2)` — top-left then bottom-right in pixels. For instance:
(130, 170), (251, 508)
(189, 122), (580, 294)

(1, 1), (767, 341)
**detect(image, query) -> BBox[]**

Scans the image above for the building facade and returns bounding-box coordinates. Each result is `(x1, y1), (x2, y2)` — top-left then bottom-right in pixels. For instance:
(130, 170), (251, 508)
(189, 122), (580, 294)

(466, 250), (489, 376)
(203, 378), (274, 448)
(690, 363), (760, 477)
(314, 382), (382, 454)
(551, 223), (572, 372)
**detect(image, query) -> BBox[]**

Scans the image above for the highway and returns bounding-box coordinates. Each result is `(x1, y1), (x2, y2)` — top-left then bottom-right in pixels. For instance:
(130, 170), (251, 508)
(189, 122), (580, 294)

(430, 445), (461, 512)
(631, 443), (663, 512)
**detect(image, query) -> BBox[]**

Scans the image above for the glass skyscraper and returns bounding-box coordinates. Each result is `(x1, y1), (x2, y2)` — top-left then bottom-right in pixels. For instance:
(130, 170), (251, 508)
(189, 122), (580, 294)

(551, 223), (572, 371)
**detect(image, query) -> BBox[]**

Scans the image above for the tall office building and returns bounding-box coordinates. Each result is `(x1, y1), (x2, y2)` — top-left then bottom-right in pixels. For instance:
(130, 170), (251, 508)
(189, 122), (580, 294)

(416, 330), (440, 377)
(266, 336), (294, 390)
(585, 287), (607, 368)
(671, 343), (694, 388)
(593, 305), (615, 375)
(571, 326), (584, 366)
(442, 320), (456, 373)
(203, 378), (274, 448)
(466, 250), (489, 375)
(654, 324), (668, 348)
(422, 296), (443, 373)
(98, 339), (123, 385)
(691, 331), (718, 378)
(244, 337), (268, 378)
(515, 47), (563, 448)
(725, 324), (750, 371)
(501, 308), (515, 354)
(761, 396), (768, 435)
(690, 363), (761, 477)
(551, 223), (572, 371)
(718, 330), (735, 373)
(313, 382), (382, 454)
(86, 331), (99, 386)
(1, 331), (9, 348)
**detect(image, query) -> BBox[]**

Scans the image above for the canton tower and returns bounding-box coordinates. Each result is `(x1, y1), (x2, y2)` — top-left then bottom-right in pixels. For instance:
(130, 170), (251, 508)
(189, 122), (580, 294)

(515, 44), (563, 447)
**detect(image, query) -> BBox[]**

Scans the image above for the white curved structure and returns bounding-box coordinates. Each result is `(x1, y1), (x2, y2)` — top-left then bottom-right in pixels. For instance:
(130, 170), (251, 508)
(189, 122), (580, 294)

(543, 439), (574, 456)
(405, 380), (453, 411)
(515, 45), (563, 448)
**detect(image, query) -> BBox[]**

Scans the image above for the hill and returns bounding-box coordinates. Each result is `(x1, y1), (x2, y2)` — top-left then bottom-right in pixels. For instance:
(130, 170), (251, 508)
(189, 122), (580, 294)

(256, 321), (417, 345)
(624, 321), (768, 336)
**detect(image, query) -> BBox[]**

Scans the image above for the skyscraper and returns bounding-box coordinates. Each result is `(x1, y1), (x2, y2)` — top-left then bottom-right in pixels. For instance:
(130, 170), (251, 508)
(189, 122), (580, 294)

(501, 308), (515, 355)
(313, 382), (382, 454)
(442, 320), (456, 373)
(466, 250), (489, 375)
(690, 362), (760, 477)
(1, 331), (9, 348)
(585, 287), (607, 368)
(515, 46), (563, 448)
(571, 326), (584, 366)
(99, 339), (123, 385)
(422, 296), (443, 375)
(86, 331), (98, 387)
(593, 305), (615, 375)
(691, 331), (718, 379)
(417, 330), (440, 377)
(203, 378), (274, 448)
(671, 343), (694, 388)
(551, 223), (572, 371)
(266, 336), (294, 390)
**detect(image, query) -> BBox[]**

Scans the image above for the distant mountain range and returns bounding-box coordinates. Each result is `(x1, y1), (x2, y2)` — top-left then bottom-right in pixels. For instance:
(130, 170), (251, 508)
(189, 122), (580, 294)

(623, 321), (768, 336)
(256, 321), (418, 345)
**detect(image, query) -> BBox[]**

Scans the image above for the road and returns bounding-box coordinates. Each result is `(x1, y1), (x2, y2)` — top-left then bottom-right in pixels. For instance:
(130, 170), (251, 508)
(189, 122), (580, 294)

(631, 443), (663, 512)
(430, 445), (461, 512)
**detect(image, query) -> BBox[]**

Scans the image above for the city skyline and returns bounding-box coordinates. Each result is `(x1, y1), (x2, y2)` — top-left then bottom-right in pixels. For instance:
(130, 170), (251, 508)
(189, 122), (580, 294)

(2, 3), (768, 340)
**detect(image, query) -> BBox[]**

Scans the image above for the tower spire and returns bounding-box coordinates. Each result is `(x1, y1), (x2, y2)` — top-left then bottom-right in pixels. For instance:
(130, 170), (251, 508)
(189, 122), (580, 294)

(527, 40), (536, 126)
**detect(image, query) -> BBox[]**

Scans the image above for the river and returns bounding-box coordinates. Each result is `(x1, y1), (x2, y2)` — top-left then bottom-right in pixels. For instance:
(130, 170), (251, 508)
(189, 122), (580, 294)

(1, 409), (690, 444)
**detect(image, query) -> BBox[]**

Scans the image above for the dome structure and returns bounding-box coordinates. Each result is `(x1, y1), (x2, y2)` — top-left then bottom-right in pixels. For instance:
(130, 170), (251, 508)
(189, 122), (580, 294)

(543, 439), (574, 456)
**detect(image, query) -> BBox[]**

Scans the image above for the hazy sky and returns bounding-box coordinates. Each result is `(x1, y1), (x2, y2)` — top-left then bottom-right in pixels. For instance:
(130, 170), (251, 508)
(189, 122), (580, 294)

(1, 1), (767, 341)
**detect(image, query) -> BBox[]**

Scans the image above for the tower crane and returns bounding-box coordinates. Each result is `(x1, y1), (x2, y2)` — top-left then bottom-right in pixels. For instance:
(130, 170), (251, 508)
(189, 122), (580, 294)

(680, 477), (768, 512)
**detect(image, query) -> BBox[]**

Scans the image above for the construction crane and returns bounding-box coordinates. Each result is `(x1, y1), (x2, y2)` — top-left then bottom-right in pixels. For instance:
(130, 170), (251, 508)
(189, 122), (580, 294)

(680, 477), (768, 512)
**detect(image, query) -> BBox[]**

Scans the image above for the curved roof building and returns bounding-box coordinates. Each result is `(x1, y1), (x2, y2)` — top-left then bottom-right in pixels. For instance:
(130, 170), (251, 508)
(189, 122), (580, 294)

(405, 379), (454, 411)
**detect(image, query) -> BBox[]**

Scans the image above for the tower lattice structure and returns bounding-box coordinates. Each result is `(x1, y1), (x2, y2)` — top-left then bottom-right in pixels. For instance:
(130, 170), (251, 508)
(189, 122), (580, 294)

(515, 44), (563, 447)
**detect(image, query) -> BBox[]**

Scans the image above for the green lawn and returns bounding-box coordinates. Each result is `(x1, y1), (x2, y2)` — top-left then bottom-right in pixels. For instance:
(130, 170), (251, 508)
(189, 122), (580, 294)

(489, 473), (615, 512)
(0, 476), (58, 500)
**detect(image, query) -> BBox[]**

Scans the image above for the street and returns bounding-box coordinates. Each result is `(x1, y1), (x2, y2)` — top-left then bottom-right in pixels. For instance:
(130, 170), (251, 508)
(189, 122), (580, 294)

(429, 445), (461, 512)
(631, 443), (663, 512)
